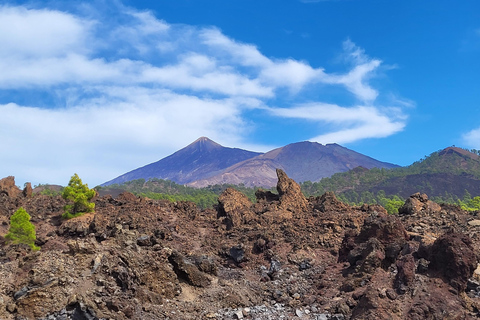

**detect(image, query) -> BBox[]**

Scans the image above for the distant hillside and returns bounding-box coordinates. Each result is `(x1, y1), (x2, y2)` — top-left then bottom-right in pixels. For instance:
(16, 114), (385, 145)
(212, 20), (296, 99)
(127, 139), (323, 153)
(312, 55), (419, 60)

(188, 141), (399, 188)
(301, 147), (480, 203)
(102, 137), (398, 188)
(102, 137), (262, 186)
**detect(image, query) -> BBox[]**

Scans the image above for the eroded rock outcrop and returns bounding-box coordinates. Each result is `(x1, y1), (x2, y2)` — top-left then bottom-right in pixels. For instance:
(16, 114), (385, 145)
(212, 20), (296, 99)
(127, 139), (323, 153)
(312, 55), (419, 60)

(398, 192), (441, 215)
(313, 191), (348, 213)
(276, 169), (308, 213)
(218, 187), (254, 229)
(0, 176), (22, 198)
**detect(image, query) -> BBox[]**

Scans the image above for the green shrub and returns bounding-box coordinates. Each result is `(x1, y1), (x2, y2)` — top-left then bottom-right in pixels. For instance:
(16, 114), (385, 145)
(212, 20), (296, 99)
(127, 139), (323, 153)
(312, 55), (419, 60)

(5, 207), (40, 251)
(62, 173), (95, 219)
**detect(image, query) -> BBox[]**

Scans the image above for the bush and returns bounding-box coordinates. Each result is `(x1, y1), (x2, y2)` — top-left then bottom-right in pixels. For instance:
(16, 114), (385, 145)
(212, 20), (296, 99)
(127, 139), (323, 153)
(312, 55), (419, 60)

(5, 207), (40, 251)
(62, 173), (95, 219)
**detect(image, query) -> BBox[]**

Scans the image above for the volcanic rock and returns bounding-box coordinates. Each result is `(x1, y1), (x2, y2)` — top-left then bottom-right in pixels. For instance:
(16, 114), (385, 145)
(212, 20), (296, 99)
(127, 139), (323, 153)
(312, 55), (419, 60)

(22, 183), (32, 198)
(168, 251), (211, 288)
(313, 192), (348, 213)
(398, 192), (441, 215)
(1, 173), (480, 319)
(0, 176), (21, 198)
(276, 169), (308, 213)
(218, 188), (254, 229)
(429, 232), (477, 292)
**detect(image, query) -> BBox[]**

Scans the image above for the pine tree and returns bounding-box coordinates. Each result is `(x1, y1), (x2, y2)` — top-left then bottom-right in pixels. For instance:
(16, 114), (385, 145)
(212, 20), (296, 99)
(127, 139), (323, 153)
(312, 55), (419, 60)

(5, 207), (40, 251)
(62, 173), (95, 219)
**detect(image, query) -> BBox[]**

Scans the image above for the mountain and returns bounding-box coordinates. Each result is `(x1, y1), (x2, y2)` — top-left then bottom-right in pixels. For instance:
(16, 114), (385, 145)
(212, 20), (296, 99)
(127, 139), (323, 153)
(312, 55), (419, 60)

(188, 141), (399, 188)
(302, 146), (480, 200)
(102, 137), (262, 186)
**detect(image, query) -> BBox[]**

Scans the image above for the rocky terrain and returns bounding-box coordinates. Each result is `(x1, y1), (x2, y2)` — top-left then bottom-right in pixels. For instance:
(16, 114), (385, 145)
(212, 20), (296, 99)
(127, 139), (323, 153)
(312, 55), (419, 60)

(1, 171), (480, 319)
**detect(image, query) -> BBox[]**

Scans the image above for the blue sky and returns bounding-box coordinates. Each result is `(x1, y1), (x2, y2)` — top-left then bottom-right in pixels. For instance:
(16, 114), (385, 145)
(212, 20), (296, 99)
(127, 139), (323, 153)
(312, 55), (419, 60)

(1, 0), (479, 187)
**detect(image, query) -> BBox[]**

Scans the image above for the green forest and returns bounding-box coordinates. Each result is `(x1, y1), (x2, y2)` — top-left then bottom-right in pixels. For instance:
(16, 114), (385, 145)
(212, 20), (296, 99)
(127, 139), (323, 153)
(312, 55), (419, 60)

(96, 178), (277, 209)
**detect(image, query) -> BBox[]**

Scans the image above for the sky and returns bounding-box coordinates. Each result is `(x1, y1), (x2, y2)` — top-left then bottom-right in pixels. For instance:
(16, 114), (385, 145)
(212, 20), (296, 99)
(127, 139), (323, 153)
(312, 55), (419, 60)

(1, 0), (480, 187)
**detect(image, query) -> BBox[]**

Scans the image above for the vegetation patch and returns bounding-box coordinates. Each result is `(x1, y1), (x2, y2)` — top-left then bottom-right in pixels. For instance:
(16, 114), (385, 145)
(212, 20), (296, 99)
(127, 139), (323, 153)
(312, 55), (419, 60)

(62, 173), (95, 219)
(5, 207), (40, 251)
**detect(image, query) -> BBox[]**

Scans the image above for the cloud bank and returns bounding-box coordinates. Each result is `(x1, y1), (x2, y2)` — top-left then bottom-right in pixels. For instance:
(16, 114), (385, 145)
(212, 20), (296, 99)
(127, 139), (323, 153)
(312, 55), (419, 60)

(0, 2), (407, 186)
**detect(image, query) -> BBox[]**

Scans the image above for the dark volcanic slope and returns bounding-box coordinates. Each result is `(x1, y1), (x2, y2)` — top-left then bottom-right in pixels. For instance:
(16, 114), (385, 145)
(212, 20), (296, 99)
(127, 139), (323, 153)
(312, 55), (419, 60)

(316, 146), (480, 200)
(189, 141), (398, 188)
(102, 137), (262, 186)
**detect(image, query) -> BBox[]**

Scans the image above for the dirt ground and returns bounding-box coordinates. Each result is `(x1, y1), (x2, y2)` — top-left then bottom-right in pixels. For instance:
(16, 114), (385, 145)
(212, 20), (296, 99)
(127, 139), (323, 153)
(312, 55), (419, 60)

(1, 171), (480, 319)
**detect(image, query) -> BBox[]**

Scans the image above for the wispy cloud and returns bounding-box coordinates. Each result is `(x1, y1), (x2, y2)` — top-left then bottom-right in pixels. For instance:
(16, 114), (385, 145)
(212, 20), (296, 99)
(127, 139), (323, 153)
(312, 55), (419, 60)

(463, 128), (480, 149)
(0, 2), (408, 186)
(268, 104), (406, 144)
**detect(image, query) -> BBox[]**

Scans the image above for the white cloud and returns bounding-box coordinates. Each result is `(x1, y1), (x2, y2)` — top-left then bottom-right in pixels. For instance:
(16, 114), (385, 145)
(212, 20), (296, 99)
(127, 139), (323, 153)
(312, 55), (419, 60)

(200, 28), (272, 68)
(260, 59), (325, 91)
(0, 90), (251, 186)
(0, 3), (408, 186)
(268, 103), (406, 144)
(463, 128), (480, 149)
(0, 5), (91, 58)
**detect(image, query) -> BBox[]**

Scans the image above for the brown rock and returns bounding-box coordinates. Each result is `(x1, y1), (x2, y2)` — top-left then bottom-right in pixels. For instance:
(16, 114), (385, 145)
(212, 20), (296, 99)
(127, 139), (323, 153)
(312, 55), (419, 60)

(314, 191), (348, 213)
(0, 176), (21, 198)
(22, 183), (32, 198)
(399, 192), (441, 215)
(168, 251), (210, 287)
(398, 196), (423, 215)
(395, 254), (416, 293)
(339, 214), (409, 275)
(429, 232), (477, 292)
(218, 188), (254, 230)
(116, 191), (138, 203)
(275, 169), (308, 213)
(255, 189), (279, 202)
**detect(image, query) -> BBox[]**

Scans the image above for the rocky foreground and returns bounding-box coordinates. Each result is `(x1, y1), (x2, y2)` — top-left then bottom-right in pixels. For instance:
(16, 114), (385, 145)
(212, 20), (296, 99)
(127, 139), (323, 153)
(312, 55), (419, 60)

(1, 170), (480, 319)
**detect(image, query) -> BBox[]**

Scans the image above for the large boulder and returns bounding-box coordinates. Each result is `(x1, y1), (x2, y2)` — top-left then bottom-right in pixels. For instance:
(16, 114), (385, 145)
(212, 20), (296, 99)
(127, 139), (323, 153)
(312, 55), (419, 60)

(276, 169), (308, 213)
(339, 213), (409, 274)
(313, 191), (348, 213)
(0, 176), (22, 198)
(168, 251), (211, 288)
(429, 232), (477, 292)
(217, 188), (254, 230)
(398, 192), (441, 215)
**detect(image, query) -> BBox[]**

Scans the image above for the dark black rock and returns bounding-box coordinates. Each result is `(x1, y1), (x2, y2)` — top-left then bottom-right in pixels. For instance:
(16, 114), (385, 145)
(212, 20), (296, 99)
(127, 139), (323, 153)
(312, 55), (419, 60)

(229, 245), (245, 263)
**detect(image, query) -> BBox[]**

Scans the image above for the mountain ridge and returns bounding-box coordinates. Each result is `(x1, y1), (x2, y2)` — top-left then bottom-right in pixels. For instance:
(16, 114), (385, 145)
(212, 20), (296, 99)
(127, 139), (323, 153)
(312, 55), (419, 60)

(102, 137), (262, 186)
(301, 146), (480, 202)
(188, 140), (399, 188)
(102, 137), (399, 188)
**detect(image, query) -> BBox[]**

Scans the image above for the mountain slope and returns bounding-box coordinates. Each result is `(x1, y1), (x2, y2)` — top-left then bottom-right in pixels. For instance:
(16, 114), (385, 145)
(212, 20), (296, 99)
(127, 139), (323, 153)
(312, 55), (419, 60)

(302, 146), (480, 200)
(188, 141), (399, 188)
(102, 137), (262, 186)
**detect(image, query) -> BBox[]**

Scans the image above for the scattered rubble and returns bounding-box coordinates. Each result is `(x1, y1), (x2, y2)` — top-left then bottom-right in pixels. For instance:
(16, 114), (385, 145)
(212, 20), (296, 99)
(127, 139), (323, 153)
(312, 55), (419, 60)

(0, 171), (480, 319)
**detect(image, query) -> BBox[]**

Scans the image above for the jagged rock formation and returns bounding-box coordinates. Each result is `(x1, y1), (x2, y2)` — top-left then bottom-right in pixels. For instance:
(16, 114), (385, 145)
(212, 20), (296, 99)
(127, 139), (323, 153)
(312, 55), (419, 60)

(398, 192), (442, 215)
(276, 168), (308, 213)
(0, 176), (22, 198)
(1, 175), (480, 319)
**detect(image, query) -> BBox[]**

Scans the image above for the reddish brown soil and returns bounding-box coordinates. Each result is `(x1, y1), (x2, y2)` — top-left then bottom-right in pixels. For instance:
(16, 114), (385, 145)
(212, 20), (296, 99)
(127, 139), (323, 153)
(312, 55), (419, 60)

(0, 171), (480, 319)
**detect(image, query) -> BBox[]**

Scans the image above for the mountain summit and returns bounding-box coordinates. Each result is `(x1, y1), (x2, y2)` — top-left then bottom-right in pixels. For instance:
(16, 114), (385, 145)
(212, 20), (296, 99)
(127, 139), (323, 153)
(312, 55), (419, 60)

(103, 137), (399, 188)
(188, 141), (399, 188)
(102, 137), (262, 186)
